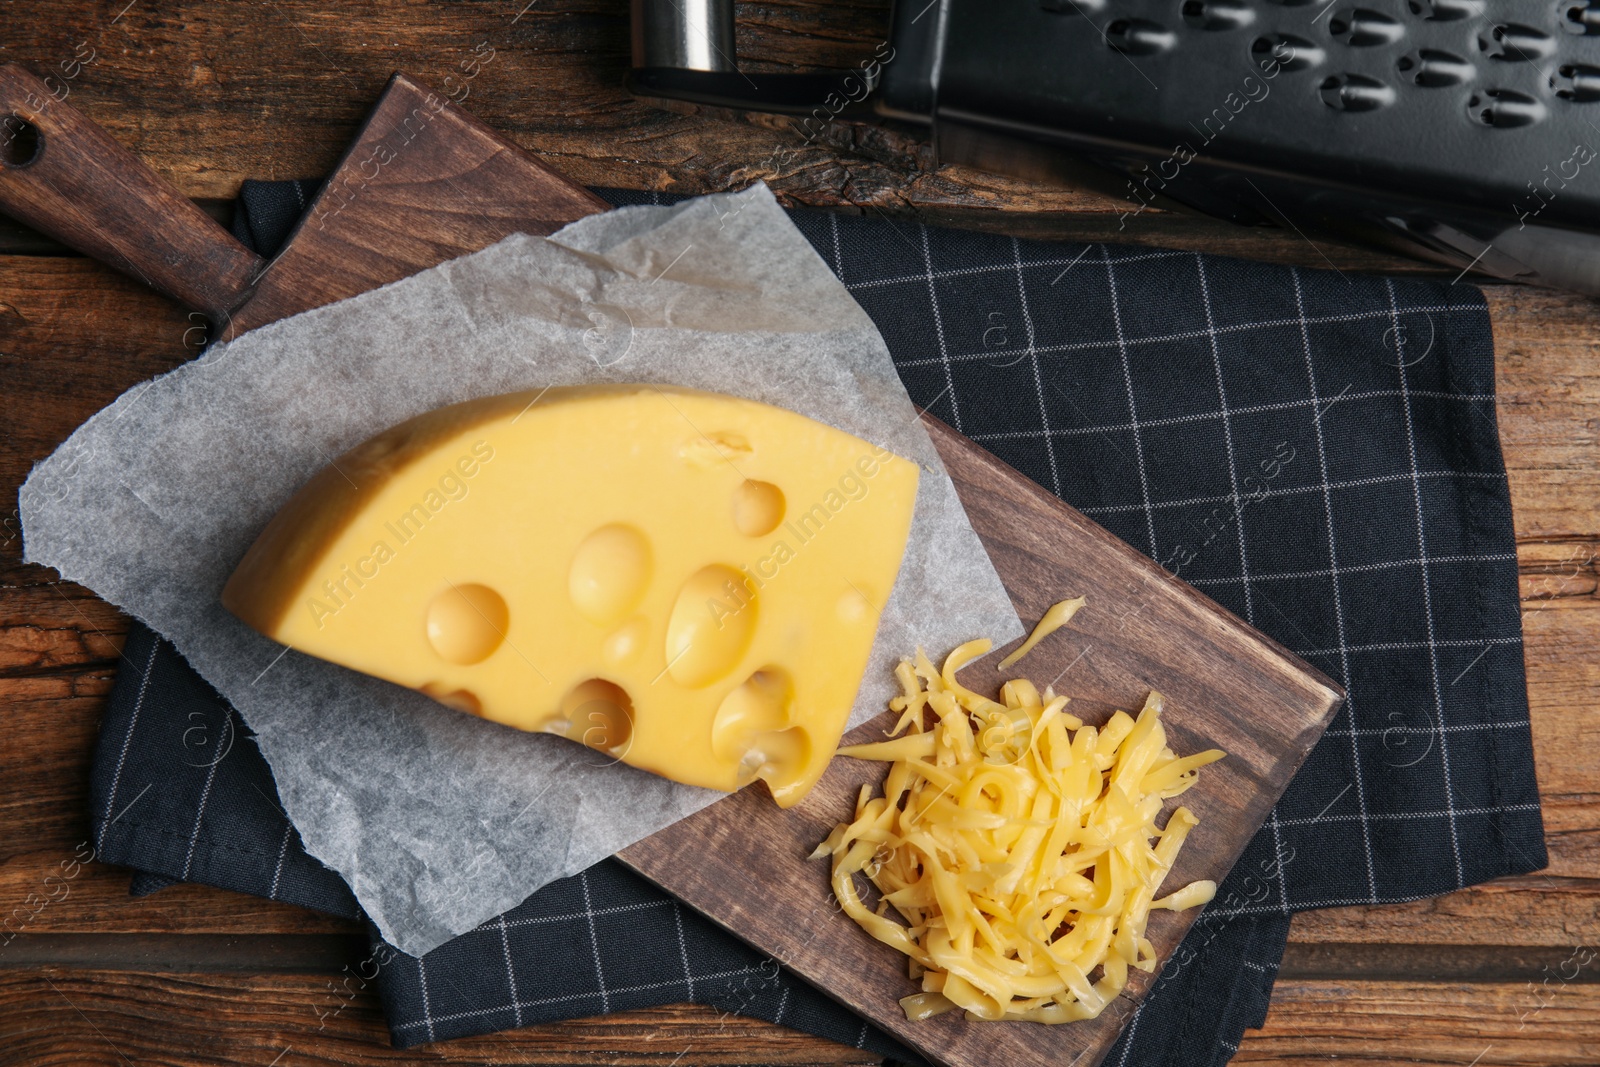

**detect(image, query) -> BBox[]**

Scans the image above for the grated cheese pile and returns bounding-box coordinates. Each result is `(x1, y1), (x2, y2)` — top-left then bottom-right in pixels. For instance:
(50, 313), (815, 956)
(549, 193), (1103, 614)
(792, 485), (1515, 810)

(812, 617), (1226, 1024)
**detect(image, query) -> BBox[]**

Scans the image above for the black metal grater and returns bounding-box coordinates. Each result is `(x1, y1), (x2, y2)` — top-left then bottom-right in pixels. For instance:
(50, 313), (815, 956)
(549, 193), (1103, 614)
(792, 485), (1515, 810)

(628, 1), (1600, 294)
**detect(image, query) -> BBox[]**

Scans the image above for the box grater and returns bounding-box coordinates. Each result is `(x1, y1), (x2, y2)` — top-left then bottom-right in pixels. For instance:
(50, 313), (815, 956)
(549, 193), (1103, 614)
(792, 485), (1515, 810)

(629, 0), (1600, 293)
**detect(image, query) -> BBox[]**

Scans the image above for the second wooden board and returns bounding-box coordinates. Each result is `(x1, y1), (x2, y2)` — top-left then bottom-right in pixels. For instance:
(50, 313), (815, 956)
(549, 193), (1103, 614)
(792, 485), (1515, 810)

(619, 416), (1344, 1067)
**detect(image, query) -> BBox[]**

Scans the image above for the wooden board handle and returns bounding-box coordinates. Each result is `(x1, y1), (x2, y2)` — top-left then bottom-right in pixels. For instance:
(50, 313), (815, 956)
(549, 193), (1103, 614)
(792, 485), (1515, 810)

(0, 64), (262, 320)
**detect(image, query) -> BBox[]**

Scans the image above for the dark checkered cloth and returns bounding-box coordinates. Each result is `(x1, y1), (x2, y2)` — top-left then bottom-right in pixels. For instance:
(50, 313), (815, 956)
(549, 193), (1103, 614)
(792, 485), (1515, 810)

(90, 181), (1545, 1065)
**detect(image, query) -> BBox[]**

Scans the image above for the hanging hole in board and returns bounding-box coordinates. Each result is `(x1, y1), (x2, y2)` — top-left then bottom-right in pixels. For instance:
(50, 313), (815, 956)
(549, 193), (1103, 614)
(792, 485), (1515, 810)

(1, 115), (40, 167)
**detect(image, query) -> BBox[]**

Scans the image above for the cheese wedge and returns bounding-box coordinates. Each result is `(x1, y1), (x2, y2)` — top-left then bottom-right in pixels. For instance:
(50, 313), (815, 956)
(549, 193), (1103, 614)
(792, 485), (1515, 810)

(222, 385), (920, 806)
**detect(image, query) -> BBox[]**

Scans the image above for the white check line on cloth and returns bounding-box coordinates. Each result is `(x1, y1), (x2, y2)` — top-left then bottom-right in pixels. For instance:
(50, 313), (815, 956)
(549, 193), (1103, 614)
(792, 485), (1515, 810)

(1387, 277), (1465, 889)
(1101, 244), (1160, 559)
(1012, 235), (1062, 496)
(1291, 264), (1378, 903)
(919, 224), (963, 434)
(392, 966), (774, 1032)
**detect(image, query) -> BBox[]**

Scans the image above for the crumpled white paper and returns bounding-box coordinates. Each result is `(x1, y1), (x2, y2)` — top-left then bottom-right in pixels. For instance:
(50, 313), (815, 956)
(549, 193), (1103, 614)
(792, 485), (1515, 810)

(21, 184), (1021, 956)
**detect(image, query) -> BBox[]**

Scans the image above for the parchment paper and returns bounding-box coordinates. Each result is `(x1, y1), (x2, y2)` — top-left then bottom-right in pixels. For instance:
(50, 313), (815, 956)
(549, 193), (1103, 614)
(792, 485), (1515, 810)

(20, 184), (1021, 956)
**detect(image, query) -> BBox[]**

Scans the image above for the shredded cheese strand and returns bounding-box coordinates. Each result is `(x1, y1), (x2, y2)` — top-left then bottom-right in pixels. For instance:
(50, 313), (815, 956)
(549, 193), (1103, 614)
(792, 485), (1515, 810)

(998, 595), (1086, 670)
(817, 610), (1225, 1025)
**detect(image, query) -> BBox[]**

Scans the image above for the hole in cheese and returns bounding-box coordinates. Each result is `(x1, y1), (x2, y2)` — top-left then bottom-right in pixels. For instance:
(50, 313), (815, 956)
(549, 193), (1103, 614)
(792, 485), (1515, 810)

(748, 726), (812, 802)
(665, 564), (757, 688)
(568, 523), (653, 627)
(425, 583), (508, 665)
(712, 667), (795, 762)
(556, 678), (635, 754)
(419, 682), (482, 717)
(731, 480), (786, 537)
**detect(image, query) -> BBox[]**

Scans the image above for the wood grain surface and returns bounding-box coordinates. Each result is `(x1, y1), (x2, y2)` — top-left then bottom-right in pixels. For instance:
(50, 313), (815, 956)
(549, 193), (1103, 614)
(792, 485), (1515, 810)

(621, 417), (1343, 1067)
(2, 62), (610, 334)
(8, 56), (1337, 1066)
(0, 63), (263, 319)
(0, 1), (1597, 1064)
(5, 967), (1599, 1066)
(221, 71), (610, 336)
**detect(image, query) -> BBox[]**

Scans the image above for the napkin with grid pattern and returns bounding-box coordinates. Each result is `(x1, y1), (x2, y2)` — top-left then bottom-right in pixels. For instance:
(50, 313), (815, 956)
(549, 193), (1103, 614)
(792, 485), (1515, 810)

(90, 180), (1544, 1066)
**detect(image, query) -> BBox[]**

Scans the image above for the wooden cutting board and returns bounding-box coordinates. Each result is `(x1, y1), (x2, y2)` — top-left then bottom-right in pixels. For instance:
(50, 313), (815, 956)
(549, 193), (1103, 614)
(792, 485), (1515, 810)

(0, 65), (608, 336)
(0, 66), (1343, 1067)
(621, 415), (1344, 1066)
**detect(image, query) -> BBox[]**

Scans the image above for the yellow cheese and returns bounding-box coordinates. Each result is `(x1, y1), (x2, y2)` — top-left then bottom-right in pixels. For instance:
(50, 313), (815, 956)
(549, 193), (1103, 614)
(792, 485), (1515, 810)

(997, 595), (1084, 670)
(815, 628), (1226, 1024)
(222, 385), (920, 806)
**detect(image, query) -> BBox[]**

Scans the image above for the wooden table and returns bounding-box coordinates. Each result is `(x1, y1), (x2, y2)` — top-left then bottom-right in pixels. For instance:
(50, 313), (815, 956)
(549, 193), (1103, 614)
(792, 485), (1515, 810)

(1, 3), (1596, 1064)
